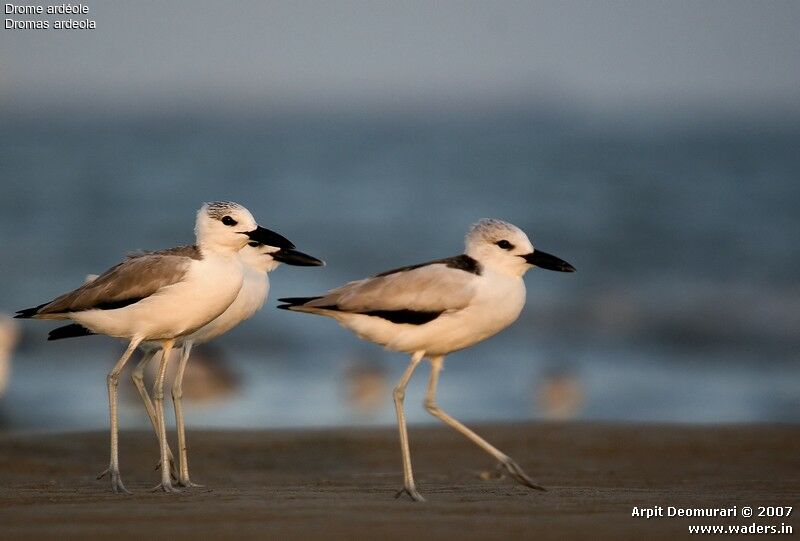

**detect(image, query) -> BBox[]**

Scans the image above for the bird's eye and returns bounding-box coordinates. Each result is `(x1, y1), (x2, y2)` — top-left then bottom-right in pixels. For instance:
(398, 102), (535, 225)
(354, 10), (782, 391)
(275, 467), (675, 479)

(496, 239), (514, 250)
(247, 241), (260, 247)
(221, 216), (237, 226)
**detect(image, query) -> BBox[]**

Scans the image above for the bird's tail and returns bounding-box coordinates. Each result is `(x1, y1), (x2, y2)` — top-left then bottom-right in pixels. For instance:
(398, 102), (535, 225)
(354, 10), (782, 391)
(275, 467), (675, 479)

(14, 303), (48, 319)
(277, 296), (323, 311)
(48, 323), (96, 341)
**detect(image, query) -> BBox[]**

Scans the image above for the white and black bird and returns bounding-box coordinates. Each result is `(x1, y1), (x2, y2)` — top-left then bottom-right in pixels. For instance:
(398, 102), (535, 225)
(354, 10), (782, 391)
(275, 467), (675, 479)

(279, 218), (575, 501)
(15, 201), (301, 494)
(48, 238), (324, 488)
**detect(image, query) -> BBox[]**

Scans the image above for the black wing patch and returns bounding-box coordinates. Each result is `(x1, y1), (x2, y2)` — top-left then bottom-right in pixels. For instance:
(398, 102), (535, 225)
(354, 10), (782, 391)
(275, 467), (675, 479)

(360, 309), (443, 325)
(374, 254), (482, 277)
(17, 297), (144, 317)
(92, 297), (148, 311)
(277, 297), (443, 325)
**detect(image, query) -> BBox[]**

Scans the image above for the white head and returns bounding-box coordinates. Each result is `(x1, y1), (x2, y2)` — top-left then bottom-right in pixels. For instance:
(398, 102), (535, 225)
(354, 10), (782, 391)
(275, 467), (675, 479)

(194, 201), (296, 254)
(465, 218), (575, 277)
(195, 201), (259, 252)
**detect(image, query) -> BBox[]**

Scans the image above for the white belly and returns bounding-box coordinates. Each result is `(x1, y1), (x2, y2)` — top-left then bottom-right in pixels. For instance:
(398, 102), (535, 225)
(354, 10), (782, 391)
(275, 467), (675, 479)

(72, 255), (244, 341)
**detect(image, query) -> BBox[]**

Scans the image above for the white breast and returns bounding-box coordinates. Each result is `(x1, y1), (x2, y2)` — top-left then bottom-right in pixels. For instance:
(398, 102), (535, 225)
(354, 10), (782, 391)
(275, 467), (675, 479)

(184, 266), (269, 344)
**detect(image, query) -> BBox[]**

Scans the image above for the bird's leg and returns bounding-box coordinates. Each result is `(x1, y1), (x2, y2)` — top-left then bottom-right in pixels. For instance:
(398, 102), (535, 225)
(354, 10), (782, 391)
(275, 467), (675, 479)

(423, 356), (546, 492)
(172, 341), (202, 488)
(131, 349), (178, 480)
(151, 339), (180, 493)
(392, 350), (426, 502)
(98, 337), (142, 494)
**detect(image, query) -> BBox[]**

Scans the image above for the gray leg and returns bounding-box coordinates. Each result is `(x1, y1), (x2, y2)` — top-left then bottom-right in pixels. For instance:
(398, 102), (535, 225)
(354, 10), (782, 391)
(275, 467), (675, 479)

(131, 349), (178, 479)
(98, 337), (142, 494)
(424, 356), (545, 491)
(151, 339), (180, 493)
(393, 350), (426, 502)
(172, 341), (201, 487)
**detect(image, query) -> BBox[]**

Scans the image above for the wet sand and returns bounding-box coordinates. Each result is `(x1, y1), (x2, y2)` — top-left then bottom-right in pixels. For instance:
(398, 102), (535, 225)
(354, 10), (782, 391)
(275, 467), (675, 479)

(0, 423), (797, 540)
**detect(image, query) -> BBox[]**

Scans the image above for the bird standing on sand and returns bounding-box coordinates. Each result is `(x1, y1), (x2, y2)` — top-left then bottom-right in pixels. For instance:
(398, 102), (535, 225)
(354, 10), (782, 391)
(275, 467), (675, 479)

(15, 201), (297, 494)
(279, 219), (575, 501)
(49, 239), (324, 488)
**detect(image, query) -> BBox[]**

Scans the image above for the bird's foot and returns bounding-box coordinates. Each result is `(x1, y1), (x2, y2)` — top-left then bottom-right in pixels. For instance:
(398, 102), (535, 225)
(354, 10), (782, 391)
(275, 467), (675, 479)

(176, 478), (204, 489)
(498, 458), (547, 491)
(150, 480), (182, 494)
(394, 485), (426, 502)
(97, 468), (132, 495)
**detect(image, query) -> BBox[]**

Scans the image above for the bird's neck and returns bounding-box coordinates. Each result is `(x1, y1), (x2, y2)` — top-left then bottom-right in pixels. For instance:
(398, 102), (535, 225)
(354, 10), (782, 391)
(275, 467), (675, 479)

(197, 241), (242, 259)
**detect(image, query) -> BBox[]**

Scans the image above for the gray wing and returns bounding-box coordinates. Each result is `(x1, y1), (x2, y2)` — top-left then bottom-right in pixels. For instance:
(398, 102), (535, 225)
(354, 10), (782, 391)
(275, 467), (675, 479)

(126, 244), (202, 260)
(302, 263), (478, 314)
(29, 253), (192, 317)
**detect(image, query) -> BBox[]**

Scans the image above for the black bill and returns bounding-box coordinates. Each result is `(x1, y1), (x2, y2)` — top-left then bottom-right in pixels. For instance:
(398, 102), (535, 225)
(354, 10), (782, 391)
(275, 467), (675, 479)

(245, 226), (295, 249)
(522, 249), (576, 272)
(272, 248), (325, 267)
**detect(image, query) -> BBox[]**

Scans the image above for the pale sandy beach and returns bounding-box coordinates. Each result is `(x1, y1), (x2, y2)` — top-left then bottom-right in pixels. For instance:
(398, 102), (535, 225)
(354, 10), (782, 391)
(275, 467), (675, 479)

(0, 423), (797, 540)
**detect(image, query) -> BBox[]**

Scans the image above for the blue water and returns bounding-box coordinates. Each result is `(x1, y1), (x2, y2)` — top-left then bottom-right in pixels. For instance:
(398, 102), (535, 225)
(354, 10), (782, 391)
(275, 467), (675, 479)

(1, 111), (798, 429)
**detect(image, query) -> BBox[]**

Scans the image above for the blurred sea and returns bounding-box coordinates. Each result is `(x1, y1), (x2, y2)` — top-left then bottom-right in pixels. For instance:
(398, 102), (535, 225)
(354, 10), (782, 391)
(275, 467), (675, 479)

(1, 111), (798, 430)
